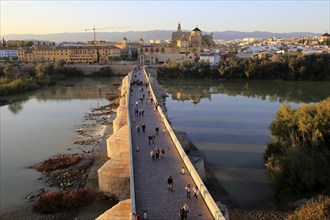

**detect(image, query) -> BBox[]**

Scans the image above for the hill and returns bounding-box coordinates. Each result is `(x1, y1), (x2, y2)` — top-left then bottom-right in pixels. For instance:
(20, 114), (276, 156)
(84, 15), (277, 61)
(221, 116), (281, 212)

(1, 30), (321, 43)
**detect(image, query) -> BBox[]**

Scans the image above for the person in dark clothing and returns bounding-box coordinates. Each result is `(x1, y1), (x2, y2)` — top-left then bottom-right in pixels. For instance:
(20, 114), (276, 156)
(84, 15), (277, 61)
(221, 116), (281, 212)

(179, 205), (185, 220)
(167, 176), (173, 192)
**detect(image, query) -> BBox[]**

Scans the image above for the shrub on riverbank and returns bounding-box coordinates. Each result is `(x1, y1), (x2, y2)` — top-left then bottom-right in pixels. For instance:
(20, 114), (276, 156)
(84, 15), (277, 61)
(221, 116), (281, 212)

(33, 188), (95, 214)
(92, 66), (113, 76)
(0, 77), (38, 96)
(34, 155), (82, 172)
(0, 62), (84, 96)
(286, 195), (330, 220)
(264, 97), (330, 200)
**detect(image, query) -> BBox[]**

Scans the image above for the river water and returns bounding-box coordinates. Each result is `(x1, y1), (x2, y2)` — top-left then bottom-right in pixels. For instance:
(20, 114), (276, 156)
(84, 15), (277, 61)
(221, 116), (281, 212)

(2, 78), (329, 212)
(0, 77), (121, 213)
(159, 79), (330, 207)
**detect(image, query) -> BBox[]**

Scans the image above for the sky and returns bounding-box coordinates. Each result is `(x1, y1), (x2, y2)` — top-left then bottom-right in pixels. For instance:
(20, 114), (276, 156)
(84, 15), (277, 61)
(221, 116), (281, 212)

(1, 0), (329, 36)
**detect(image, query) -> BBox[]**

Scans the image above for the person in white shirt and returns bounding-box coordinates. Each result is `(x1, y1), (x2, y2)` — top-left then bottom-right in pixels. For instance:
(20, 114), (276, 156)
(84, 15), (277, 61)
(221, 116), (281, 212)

(193, 185), (199, 199)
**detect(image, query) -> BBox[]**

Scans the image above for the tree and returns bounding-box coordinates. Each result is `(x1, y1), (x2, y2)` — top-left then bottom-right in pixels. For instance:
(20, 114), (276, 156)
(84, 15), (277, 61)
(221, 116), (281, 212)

(55, 59), (66, 69)
(3, 63), (20, 79)
(265, 98), (330, 199)
(93, 66), (112, 76)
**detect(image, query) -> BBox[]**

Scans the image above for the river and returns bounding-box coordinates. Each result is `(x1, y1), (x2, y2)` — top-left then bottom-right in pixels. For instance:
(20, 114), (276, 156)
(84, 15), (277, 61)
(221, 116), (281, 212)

(159, 79), (330, 207)
(2, 77), (329, 212)
(0, 77), (121, 214)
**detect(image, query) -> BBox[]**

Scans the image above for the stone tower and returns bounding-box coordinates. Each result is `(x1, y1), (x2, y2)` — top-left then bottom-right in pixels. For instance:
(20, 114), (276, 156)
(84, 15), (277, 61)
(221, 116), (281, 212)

(190, 27), (202, 47)
(122, 36), (128, 49)
(177, 22), (182, 33)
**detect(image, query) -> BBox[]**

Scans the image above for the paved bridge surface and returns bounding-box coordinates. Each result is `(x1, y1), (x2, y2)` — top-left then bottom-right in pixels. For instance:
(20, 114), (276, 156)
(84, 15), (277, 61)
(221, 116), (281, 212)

(130, 69), (214, 219)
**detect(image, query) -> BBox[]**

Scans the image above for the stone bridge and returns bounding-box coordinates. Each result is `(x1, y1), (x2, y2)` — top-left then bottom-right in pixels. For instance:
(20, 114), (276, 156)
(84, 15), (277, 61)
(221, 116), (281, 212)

(96, 66), (227, 220)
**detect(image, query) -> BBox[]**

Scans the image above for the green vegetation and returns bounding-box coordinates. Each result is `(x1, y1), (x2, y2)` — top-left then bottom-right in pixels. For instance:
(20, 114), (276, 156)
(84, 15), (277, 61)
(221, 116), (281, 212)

(158, 60), (219, 79)
(264, 98), (330, 200)
(158, 53), (330, 80)
(33, 188), (94, 214)
(0, 61), (83, 96)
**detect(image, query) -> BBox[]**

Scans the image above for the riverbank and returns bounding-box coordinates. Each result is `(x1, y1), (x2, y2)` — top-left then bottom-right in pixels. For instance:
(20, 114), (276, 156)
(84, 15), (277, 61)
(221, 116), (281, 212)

(0, 80), (121, 219)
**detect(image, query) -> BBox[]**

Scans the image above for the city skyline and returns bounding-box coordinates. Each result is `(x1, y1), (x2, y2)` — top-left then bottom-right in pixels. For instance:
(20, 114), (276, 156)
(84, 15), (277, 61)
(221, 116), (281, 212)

(1, 0), (329, 36)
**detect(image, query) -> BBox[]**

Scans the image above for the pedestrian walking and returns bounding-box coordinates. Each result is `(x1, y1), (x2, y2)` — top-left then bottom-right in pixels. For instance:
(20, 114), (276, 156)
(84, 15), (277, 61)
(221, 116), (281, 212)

(179, 205), (185, 220)
(152, 135), (155, 144)
(155, 148), (159, 160)
(155, 126), (159, 135)
(183, 203), (189, 220)
(193, 186), (199, 199)
(141, 123), (146, 133)
(136, 125), (140, 133)
(150, 149), (155, 161)
(148, 135), (152, 145)
(167, 176), (173, 192)
(185, 184), (191, 199)
(160, 148), (165, 159)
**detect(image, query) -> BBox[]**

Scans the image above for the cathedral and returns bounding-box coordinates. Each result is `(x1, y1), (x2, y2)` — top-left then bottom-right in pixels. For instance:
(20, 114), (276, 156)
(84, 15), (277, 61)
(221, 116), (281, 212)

(171, 23), (213, 48)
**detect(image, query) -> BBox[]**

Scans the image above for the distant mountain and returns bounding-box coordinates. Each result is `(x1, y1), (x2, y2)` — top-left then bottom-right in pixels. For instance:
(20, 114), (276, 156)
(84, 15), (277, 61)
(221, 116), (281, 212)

(1, 30), (322, 43)
(213, 31), (322, 40)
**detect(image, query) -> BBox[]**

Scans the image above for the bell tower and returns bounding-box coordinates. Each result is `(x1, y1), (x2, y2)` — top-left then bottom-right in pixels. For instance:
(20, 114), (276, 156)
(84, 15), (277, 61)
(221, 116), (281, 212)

(177, 22), (182, 32)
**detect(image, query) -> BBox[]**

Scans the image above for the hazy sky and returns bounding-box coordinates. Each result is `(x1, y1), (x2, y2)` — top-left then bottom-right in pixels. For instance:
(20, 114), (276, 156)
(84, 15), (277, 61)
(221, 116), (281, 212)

(1, 0), (329, 35)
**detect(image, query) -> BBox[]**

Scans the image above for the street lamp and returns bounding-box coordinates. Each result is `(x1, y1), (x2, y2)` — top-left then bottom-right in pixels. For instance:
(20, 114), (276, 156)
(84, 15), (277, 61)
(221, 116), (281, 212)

(181, 166), (185, 175)
(143, 210), (148, 220)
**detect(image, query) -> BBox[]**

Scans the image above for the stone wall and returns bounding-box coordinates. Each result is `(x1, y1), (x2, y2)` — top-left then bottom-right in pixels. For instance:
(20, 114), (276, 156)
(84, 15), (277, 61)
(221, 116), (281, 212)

(96, 199), (131, 220)
(68, 64), (135, 75)
(97, 75), (132, 218)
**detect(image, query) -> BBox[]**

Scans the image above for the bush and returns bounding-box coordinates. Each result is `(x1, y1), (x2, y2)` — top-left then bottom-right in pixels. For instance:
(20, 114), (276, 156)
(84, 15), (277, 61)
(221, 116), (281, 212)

(0, 77), (38, 96)
(33, 188), (95, 213)
(34, 155), (81, 172)
(92, 66), (112, 76)
(286, 195), (330, 220)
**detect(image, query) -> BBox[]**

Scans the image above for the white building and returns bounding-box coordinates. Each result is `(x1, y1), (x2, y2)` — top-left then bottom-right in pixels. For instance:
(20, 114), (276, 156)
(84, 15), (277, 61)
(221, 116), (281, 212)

(199, 53), (221, 66)
(0, 47), (18, 59)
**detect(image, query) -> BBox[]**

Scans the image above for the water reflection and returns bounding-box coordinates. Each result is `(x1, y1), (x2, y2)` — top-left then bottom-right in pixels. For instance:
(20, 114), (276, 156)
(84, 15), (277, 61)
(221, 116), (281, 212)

(161, 79), (330, 207)
(7, 99), (28, 115)
(5, 77), (122, 114)
(160, 79), (330, 104)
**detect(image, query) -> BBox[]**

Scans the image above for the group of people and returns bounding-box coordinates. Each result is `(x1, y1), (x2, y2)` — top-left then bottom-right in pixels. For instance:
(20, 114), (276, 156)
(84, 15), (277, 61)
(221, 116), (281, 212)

(133, 68), (202, 219)
(185, 184), (200, 199)
(134, 107), (144, 117)
(136, 123), (146, 133)
(150, 147), (165, 160)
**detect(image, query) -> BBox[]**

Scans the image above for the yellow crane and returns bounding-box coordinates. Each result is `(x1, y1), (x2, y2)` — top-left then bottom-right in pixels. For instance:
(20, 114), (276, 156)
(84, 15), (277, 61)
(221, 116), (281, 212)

(85, 25), (132, 42)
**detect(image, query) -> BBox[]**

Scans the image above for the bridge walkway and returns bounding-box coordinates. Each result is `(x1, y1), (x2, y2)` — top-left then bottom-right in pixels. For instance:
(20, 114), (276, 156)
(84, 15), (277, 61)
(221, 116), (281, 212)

(129, 69), (213, 219)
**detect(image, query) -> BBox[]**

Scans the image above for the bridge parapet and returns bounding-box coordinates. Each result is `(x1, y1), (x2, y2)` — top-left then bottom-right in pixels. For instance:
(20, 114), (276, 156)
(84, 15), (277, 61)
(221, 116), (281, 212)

(143, 68), (227, 220)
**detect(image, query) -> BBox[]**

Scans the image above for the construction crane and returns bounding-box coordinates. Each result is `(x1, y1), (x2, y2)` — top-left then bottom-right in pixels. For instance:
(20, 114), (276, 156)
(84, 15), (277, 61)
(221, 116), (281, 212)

(85, 25), (132, 42)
